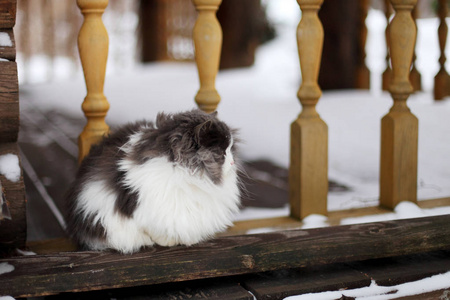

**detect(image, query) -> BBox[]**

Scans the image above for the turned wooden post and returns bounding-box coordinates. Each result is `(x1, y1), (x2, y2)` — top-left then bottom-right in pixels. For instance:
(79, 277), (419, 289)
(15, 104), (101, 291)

(382, 0), (392, 91)
(192, 0), (222, 113)
(380, 0), (418, 209)
(356, 0), (370, 89)
(409, 5), (421, 91)
(77, 0), (110, 162)
(289, 0), (328, 220)
(434, 0), (450, 100)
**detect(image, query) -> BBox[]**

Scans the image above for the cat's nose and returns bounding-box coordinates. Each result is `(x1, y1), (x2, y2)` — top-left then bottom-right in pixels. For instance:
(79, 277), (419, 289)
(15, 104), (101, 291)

(230, 160), (235, 166)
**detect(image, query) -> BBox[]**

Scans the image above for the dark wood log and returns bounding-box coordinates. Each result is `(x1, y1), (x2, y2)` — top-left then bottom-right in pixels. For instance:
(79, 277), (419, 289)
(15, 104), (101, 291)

(0, 0), (16, 29)
(0, 60), (18, 143)
(243, 264), (370, 300)
(0, 143), (26, 252)
(347, 250), (450, 287)
(47, 279), (254, 300)
(2, 215), (450, 298)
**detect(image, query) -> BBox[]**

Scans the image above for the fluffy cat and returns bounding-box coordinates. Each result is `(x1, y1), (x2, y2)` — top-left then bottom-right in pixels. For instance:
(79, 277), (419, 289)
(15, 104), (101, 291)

(66, 109), (240, 254)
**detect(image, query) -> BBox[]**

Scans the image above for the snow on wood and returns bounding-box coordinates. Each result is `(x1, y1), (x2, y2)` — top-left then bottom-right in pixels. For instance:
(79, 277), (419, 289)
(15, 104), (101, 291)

(285, 270), (450, 300)
(0, 32), (12, 47)
(0, 262), (14, 275)
(0, 154), (20, 182)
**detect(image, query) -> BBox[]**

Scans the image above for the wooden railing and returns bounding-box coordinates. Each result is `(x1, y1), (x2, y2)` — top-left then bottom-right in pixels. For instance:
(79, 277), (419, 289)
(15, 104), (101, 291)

(76, 0), (449, 220)
(1, 2), (450, 295)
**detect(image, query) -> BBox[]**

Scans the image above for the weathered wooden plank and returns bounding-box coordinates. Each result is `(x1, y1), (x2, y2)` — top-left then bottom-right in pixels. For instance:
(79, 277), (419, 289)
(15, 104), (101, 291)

(0, 143), (26, 252)
(0, 28), (15, 60)
(1, 215), (450, 298)
(0, 92), (19, 143)
(243, 264), (370, 300)
(48, 279), (253, 300)
(0, 60), (18, 143)
(0, 0), (16, 29)
(348, 250), (450, 287)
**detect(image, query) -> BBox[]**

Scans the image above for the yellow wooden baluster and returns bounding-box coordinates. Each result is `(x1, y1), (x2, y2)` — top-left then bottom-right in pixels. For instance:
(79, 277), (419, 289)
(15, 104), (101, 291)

(77, 0), (110, 163)
(409, 5), (422, 92)
(434, 0), (450, 100)
(382, 0), (392, 91)
(380, 0), (418, 209)
(191, 0), (222, 113)
(289, 0), (328, 220)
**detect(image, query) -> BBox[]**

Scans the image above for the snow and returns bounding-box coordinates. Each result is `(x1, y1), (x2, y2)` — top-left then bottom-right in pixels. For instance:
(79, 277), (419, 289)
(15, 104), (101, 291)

(16, 249), (36, 256)
(284, 271), (450, 300)
(0, 297), (16, 300)
(0, 32), (12, 47)
(0, 154), (21, 182)
(341, 201), (450, 225)
(0, 262), (14, 275)
(301, 214), (328, 229)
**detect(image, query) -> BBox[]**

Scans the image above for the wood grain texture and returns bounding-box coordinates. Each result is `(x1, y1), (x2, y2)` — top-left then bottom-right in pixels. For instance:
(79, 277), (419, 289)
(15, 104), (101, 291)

(2, 215), (450, 298)
(290, 0), (328, 220)
(0, 61), (18, 143)
(347, 250), (450, 287)
(243, 264), (371, 300)
(0, 0), (16, 29)
(380, 0), (418, 209)
(0, 143), (26, 252)
(77, 0), (110, 162)
(192, 0), (223, 113)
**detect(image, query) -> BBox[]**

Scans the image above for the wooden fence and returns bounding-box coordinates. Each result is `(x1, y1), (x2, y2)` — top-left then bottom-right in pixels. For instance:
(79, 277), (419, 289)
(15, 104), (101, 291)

(77, 0), (450, 218)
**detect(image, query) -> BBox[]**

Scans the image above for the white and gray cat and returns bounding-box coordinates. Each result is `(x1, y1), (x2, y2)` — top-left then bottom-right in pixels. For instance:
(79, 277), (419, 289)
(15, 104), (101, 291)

(66, 109), (240, 254)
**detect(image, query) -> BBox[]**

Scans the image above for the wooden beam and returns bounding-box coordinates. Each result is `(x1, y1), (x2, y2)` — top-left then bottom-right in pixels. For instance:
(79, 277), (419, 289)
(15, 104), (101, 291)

(0, 143), (26, 252)
(0, 61), (18, 143)
(2, 214), (450, 298)
(0, 0), (16, 29)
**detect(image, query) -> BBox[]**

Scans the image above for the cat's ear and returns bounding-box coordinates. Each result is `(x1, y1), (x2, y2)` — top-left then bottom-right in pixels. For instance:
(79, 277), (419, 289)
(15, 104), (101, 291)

(194, 120), (222, 148)
(210, 111), (218, 118)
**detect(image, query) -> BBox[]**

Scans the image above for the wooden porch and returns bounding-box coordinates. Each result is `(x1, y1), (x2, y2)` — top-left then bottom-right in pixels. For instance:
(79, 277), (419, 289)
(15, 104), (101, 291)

(1, 0), (450, 299)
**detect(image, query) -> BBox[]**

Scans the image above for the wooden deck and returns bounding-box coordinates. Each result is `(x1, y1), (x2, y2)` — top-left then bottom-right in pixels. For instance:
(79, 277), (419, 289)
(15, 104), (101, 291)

(8, 102), (450, 299)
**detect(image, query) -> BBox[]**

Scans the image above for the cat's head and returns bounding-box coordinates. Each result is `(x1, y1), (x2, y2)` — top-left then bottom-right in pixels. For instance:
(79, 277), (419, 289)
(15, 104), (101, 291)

(139, 109), (237, 184)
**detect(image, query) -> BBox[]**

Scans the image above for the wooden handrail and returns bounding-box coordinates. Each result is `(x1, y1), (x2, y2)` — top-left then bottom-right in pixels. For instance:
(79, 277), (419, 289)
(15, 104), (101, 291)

(289, 0), (328, 220)
(76, 0), (110, 162)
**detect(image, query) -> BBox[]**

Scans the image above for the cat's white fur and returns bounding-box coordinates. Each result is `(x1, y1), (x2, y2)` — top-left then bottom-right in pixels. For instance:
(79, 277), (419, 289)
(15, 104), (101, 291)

(74, 139), (239, 254)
